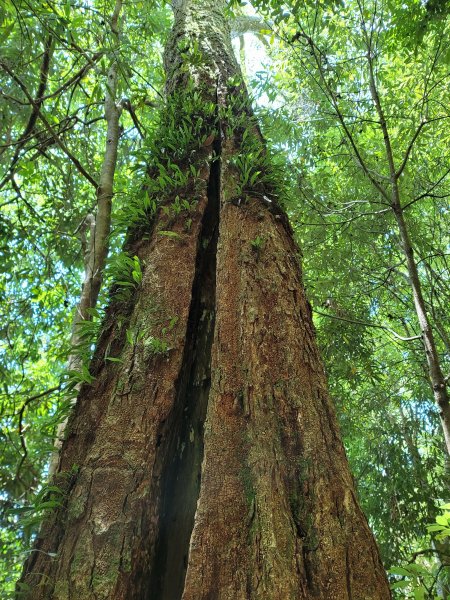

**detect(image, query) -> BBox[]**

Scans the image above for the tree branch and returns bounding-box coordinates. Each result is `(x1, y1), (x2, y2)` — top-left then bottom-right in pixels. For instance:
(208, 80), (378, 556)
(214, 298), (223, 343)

(396, 116), (450, 180)
(0, 60), (98, 189)
(406, 165), (450, 209)
(0, 34), (53, 187)
(396, 121), (426, 179)
(313, 308), (422, 342)
(16, 385), (62, 476)
(294, 29), (391, 202)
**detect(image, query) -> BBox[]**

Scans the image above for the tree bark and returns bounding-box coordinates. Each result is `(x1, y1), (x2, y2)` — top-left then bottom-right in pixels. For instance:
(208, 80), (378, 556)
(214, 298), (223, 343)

(18, 0), (391, 598)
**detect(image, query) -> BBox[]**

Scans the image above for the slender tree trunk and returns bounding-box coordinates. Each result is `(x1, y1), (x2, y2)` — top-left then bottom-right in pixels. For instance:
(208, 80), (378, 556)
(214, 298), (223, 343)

(18, 0), (390, 598)
(361, 18), (450, 456)
(69, 0), (123, 375)
(48, 0), (123, 475)
(391, 201), (450, 455)
(305, 10), (450, 458)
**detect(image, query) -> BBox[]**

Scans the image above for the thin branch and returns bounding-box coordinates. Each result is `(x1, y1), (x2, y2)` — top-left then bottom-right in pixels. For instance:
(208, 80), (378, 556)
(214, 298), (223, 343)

(0, 60), (98, 189)
(0, 34), (53, 187)
(122, 99), (145, 139)
(16, 385), (62, 476)
(409, 548), (450, 561)
(313, 309), (422, 342)
(406, 166), (450, 209)
(396, 116), (450, 180)
(293, 30), (390, 201)
(358, 3), (396, 188)
(396, 121), (426, 179)
(40, 51), (104, 101)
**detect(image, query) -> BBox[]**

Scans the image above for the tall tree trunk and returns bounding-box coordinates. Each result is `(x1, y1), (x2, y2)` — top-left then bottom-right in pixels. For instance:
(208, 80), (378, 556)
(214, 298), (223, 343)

(18, 0), (390, 598)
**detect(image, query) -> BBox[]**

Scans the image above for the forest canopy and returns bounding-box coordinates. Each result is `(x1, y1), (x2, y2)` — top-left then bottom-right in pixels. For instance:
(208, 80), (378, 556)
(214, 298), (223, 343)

(0, 0), (449, 597)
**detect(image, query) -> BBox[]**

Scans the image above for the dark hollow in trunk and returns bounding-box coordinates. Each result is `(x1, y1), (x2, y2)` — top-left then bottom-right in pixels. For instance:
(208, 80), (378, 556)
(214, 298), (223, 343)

(149, 146), (220, 600)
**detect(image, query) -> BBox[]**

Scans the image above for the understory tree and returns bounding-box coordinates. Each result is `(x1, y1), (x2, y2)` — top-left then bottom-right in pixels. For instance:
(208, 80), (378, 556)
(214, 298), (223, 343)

(16, 0), (391, 597)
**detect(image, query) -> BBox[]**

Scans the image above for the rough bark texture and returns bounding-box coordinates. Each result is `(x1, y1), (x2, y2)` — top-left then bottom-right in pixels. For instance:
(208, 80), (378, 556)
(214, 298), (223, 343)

(18, 0), (391, 598)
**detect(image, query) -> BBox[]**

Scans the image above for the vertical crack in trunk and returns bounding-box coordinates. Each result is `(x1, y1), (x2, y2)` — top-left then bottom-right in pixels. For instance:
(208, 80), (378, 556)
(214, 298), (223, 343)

(148, 149), (220, 600)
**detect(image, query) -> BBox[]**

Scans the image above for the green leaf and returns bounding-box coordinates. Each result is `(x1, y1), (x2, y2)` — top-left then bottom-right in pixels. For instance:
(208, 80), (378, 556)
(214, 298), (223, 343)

(391, 580), (409, 589)
(389, 567), (412, 577)
(126, 329), (134, 345)
(158, 230), (181, 239)
(413, 586), (426, 600)
(436, 515), (449, 525)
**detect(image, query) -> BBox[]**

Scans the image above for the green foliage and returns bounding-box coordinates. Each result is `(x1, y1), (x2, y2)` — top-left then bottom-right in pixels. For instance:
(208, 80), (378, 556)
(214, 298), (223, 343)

(231, 131), (265, 193)
(250, 235), (265, 250)
(151, 83), (217, 161)
(1, 0), (450, 592)
(428, 504), (450, 541)
(117, 82), (217, 236)
(106, 253), (143, 301)
(389, 505), (450, 598)
(143, 335), (171, 355)
(7, 484), (65, 530)
(1, 479), (67, 597)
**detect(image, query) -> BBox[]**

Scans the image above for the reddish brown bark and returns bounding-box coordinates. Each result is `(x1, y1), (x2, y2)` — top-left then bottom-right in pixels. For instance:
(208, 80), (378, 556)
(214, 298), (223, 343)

(19, 157), (215, 599)
(180, 138), (390, 599)
(18, 0), (391, 597)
